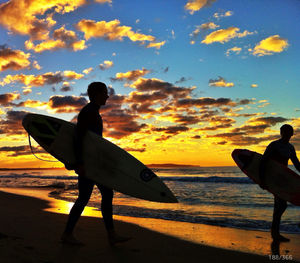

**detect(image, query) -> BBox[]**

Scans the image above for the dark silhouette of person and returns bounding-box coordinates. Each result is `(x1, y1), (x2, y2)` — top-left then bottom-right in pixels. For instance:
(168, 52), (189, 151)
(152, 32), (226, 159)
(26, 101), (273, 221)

(61, 82), (130, 245)
(259, 124), (300, 242)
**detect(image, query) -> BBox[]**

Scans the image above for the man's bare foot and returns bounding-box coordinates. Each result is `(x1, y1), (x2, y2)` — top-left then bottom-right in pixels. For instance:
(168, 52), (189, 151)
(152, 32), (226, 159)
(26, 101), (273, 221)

(61, 233), (84, 246)
(272, 234), (290, 242)
(108, 230), (131, 246)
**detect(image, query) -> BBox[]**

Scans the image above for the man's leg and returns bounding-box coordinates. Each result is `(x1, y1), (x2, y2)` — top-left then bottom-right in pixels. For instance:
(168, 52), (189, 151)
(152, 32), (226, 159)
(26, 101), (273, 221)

(271, 196), (289, 242)
(61, 175), (94, 244)
(97, 184), (130, 245)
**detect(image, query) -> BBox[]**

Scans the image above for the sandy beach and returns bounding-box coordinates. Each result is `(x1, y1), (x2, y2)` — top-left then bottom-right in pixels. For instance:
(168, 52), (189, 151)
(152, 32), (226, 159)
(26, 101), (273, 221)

(0, 187), (299, 263)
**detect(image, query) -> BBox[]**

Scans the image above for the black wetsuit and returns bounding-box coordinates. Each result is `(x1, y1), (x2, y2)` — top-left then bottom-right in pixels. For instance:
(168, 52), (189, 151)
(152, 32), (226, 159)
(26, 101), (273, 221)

(64, 102), (114, 234)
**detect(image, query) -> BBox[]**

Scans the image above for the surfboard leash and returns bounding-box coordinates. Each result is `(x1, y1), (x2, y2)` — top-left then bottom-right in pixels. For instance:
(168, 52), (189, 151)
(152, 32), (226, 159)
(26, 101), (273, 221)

(28, 133), (59, 162)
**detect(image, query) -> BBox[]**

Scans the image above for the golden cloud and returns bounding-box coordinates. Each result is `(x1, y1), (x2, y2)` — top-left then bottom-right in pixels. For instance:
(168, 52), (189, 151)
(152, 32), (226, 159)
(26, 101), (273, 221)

(82, 67), (93, 74)
(0, 93), (20, 106)
(25, 26), (87, 52)
(251, 35), (289, 56)
(0, 46), (31, 71)
(0, 70), (83, 87)
(209, 77), (234, 87)
(146, 41), (166, 49)
(202, 27), (254, 44)
(112, 68), (150, 81)
(185, 0), (216, 14)
(63, 70), (84, 80)
(0, 0), (86, 40)
(76, 19), (163, 48)
(99, 60), (114, 70)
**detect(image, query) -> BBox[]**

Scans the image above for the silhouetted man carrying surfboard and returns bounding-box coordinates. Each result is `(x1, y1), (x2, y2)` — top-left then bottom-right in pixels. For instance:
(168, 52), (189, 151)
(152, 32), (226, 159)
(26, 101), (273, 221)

(259, 124), (300, 242)
(61, 82), (130, 245)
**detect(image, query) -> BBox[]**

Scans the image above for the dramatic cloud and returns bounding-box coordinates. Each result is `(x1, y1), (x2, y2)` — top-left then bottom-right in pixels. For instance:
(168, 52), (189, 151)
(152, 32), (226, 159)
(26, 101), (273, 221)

(112, 68), (150, 82)
(0, 93), (20, 106)
(152, 125), (189, 135)
(48, 95), (87, 113)
(0, 110), (28, 135)
(250, 35), (289, 56)
(209, 76), (234, 87)
(103, 109), (147, 139)
(0, 145), (45, 157)
(25, 26), (87, 53)
(99, 60), (114, 70)
(130, 78), (194, 99)
(0, 0), (86, 40)
(76, 19), (165, 49)
(248, 116), (288, 126)
(207, 131), (279, 146)
(185, 0), (217, 14)
(202, 27), (255, 44)
(123, 147), (146, 153)
(176, 97), (235, 108)
(0, 70), (83, 88)
(0, 46), (31, 71)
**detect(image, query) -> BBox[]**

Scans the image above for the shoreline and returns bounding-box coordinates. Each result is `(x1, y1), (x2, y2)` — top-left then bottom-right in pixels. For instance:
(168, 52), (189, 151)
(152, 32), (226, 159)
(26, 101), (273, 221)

(0, 187), (299, 262)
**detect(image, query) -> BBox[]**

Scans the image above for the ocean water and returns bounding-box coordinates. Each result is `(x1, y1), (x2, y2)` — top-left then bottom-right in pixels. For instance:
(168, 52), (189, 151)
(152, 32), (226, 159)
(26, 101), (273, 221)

(0, 166), (299, 233)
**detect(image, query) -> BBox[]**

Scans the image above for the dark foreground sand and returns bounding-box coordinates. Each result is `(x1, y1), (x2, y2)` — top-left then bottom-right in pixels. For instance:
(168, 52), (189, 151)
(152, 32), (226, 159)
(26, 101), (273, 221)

(0, 188), (299, 263)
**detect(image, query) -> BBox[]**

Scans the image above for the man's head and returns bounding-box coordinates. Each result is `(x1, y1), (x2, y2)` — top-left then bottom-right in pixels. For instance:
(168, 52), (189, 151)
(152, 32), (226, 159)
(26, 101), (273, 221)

(280, 124), (294, 141)
(87, 82), (109, 106)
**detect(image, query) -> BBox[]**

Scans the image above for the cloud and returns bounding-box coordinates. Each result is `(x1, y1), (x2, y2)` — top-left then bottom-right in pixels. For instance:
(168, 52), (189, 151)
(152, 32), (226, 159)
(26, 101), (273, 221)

(250, 35), (289, 56)
(184, 0), (217, 14)
(176, 97), (235, 108)
(0, 70), (83, 88)
(202, 27), (255, 44)
(82, 67), (93, 74)
(248, 116), (288, 126)
(209, 76), (234, 87)
(103, 109), (147, 139)
(0, 145), (46, 157)
(130, 78), (194, 99)
(0, 45), (31, 71)
(146, 41), (166, 49)
(94, 0), (112, 4)
(152, 125), (189, 135)
(111, 68), (150, 82)
(63, 70), (84, 80)
(123, 147), (146, 153)
(0, 93), (20, 106)
(76, 19), (164, 48)
(0, 0), (86, 40)
(213, 11), (234, 19)
(190, 22), (219, 41)
(226, 46), (242, 56)
(25, 26), (87, 53)
(48, 95), (87, 113)
(0, 110), (28, 135)
(99, 60), (114, 70)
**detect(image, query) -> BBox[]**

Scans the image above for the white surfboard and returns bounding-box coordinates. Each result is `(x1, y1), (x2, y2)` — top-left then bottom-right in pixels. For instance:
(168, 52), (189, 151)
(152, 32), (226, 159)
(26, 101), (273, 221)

(22, 113), (178, 203)
(232, 149), (300, 206)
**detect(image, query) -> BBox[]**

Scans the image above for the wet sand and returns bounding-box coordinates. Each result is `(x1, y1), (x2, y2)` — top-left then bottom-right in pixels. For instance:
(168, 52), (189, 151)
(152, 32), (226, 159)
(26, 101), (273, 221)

(0, 187), (298, 263)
